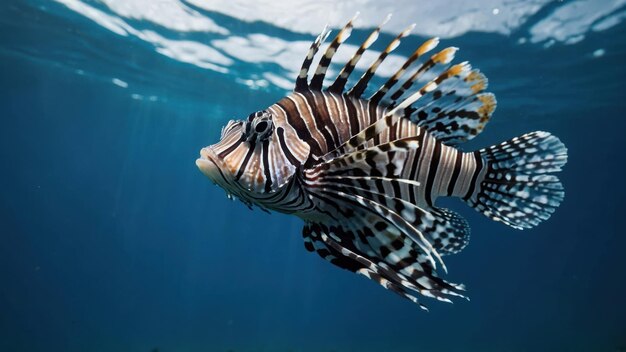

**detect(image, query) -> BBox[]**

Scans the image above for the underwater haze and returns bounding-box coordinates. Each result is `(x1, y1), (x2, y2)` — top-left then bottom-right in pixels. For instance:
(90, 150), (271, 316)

(1, 0), (626, 351)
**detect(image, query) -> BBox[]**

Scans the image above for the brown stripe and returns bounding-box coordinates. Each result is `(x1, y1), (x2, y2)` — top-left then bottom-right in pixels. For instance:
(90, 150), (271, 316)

(277, 98), (323, 156)
(344, 96), (361, 137)
(301, 92), (335, 152)
(217, 134), (244, 159)
(276, 127), (302, 167)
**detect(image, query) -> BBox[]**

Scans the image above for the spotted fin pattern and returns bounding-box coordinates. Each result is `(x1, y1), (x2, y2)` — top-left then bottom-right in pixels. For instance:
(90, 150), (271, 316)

(303, 218), (467, 310)
(306, 138), (444, 269)
(307, 136), (472, 258)
(467, 131), (568, 229)
(427, 207), (470, 255)
(388, 46), (459, 106)
(410, 68), (496, 145)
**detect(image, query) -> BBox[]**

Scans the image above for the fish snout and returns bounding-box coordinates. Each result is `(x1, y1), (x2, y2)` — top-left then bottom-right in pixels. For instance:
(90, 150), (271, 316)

(196, 147), (225, 185)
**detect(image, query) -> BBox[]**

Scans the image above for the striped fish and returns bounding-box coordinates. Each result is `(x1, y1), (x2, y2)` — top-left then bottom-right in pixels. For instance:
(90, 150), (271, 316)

(196, 16), (568, 310)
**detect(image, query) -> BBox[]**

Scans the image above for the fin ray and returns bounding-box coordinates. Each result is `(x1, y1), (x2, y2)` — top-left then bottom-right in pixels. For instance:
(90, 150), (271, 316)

(322, 63), (473, 161)
(328, 14), (391, 94)
(310, 14), (357, 91)
(346, 23), (415, 98)
(467, 131), (568, 229)
(370, 37), (440, 104)
(295, 26), (331, 92)
(303, 218), (467, 308)
(389, 47), (458, 107)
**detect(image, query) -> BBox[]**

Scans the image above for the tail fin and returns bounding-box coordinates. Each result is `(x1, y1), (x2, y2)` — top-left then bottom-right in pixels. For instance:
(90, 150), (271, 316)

(466, 131), (568, 230)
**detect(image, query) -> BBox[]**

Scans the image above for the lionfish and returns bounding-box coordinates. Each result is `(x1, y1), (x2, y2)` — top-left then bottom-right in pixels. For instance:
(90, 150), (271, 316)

(196, 15), (568, 310)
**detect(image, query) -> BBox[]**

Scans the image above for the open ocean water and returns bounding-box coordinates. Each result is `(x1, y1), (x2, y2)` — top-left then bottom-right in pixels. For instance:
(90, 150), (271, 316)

(1, 1), (626, 351)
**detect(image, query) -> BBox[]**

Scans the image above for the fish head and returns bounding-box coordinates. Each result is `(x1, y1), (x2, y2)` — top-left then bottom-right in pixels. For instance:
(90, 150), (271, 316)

(196, 109), (310, 200)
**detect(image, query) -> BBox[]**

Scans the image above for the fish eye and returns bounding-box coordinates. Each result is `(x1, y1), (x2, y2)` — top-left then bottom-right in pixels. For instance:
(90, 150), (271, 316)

(255, 121), (269, 133)
(244, 110), (273, 142)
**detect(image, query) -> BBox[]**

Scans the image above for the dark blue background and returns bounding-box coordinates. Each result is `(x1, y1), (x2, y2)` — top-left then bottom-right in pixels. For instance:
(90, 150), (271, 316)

(1, 1), (625, 351)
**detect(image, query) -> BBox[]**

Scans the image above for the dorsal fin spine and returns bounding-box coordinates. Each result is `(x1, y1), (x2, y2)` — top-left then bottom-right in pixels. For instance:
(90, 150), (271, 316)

(322, 63), (472, 162)
(370, 37), (440, 103)
(295, 26), (331, 92)
(328, 14), (391, 94)
(309, 14), (358, 91)
(388, 46), (458, 106)
(347, 23), (415, 98)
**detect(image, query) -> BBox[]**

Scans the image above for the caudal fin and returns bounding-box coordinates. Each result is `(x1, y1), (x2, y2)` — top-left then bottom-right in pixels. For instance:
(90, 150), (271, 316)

(466, 131), (568, 230)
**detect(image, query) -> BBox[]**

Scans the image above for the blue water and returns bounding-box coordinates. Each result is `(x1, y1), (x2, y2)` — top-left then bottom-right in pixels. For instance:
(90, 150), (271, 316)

(2, 1), (626, 351)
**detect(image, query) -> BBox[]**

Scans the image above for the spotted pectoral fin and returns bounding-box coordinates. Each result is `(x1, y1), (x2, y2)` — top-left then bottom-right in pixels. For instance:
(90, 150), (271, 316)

(308, 137), (472, 256)
(302, 220), (466, 310)
(302, 222), (430, 310)
(311, 180), (471, 256)
(427, 207), (471, 255)
(306, 136), (446, 270)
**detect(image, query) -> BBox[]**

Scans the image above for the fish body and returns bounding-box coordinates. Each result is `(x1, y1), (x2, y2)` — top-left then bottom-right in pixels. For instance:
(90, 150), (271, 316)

(196, 16), (567, 310)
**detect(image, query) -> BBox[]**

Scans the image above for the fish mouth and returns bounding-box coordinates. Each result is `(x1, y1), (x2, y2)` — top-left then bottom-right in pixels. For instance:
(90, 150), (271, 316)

(196, 146), (257, 209)
(196, 147), (231, 187)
